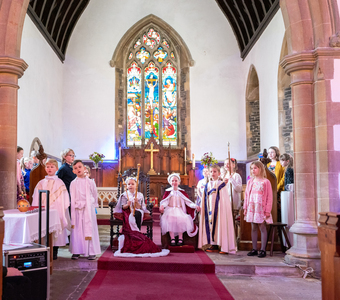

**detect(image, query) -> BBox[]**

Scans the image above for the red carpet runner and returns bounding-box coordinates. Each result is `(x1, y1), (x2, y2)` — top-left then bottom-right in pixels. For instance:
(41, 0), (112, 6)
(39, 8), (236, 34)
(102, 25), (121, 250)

(79, 247), (234, 300)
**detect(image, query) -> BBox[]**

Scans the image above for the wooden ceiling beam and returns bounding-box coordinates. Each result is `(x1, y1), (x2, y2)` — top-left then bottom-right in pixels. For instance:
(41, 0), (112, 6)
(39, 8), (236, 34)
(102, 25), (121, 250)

(232, 0), (250, 41)
(241, 0), (255, 35)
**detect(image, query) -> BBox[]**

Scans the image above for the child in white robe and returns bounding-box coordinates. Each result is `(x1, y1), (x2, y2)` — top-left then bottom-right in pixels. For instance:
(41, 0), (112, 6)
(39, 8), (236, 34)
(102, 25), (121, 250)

(114, 177), (150, 231)
(69, 160), (101, 260)
(198, 165), (236, 254)
(196, 167), (210, 207)
(32, 159), (71, 260)
(160, 173), (200, 246)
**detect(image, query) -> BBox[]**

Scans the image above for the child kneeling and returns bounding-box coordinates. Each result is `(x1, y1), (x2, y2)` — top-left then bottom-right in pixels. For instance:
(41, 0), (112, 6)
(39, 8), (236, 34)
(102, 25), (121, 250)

(160, 173), (200, 246)
(69, 160), (101, 260)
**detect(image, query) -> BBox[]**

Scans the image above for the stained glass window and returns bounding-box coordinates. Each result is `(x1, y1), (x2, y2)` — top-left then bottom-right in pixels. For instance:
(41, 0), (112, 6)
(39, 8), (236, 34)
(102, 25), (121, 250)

(127, 28), (178, 146)
(136, 47), (150, 64)
(127, 62), (142, 146)
(162, 62), (177, 145)
(154, 47), (167, 63)
(144, 62), (159, 141)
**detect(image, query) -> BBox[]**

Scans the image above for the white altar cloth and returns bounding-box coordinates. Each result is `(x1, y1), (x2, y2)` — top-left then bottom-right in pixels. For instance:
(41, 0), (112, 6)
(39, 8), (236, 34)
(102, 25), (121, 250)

(3, 209), (62, 244)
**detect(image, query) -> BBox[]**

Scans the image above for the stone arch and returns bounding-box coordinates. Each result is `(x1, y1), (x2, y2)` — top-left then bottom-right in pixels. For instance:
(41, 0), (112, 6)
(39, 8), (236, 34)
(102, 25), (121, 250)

(245, 65), (260, 159)
(277, 34), (292, 155)
(0, 0), (29, 209)
(110, 14), (194, 154)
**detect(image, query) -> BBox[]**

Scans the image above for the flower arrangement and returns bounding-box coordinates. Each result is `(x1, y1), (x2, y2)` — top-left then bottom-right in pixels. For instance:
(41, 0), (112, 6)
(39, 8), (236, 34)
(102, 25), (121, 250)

(200, 152), (218, 167)
(89, 152), (105, 164)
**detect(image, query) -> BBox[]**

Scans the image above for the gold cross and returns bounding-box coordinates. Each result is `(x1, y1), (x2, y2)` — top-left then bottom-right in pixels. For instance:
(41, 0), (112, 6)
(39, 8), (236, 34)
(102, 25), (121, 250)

(145, 142), (159, 175)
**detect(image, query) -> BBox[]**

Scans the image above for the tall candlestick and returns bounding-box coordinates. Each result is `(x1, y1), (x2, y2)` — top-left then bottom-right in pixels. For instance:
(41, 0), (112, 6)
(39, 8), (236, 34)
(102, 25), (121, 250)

(192, 153), (195, 169)
(184, 147), (187, 175)
(119, 146), (121, 173)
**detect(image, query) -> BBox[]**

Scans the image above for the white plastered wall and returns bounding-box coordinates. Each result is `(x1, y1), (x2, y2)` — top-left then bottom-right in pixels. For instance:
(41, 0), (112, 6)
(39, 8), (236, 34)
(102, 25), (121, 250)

(241, 12), (286, 154)
(62, 0), (245, 160)
(18, 1), (286, 163)
(18, 16), (64, 158)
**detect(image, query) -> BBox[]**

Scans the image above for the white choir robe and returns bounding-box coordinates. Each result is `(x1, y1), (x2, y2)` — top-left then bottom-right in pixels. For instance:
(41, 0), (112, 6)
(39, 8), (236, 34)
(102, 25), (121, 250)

(198, 179), (236, 253)
(114, 191), (149, 232)
(226, 172), (243, 210)
(69, 177), (101, 256)
(196, 177), (208, 207)
(32, 175), (71, 246)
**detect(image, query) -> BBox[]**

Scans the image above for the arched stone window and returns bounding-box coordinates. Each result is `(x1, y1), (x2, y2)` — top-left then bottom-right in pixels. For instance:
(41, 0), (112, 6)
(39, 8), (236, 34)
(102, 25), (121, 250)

(245, 65), (260, 158)
(110, 15), (194, 152)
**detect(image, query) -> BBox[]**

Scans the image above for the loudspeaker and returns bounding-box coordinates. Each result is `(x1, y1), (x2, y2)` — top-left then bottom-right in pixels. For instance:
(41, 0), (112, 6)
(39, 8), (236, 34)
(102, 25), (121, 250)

(3, 243), (50, 300)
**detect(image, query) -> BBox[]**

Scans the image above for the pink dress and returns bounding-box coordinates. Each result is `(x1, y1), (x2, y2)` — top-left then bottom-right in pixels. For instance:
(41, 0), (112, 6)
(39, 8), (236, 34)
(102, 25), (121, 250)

(244, 179), (273, 224)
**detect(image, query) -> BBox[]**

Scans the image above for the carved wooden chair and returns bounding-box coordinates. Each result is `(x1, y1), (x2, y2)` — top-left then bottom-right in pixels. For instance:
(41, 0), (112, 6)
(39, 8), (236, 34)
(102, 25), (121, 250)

(28, 145), (48, 204)
(159, 184), (198, 249)
(108, 168), (153, 250)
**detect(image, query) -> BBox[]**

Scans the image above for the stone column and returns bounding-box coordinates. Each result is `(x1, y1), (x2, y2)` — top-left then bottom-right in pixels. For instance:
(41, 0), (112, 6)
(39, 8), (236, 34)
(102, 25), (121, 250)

(0, 57), (28, 209)
(281, 53), (321, 272)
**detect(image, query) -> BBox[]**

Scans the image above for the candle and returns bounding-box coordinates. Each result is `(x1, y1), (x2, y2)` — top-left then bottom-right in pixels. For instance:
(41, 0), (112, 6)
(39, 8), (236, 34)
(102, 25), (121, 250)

(192, 153), (195, 169)
(184, 147), (186, 161)
(119, 146), (121, 173)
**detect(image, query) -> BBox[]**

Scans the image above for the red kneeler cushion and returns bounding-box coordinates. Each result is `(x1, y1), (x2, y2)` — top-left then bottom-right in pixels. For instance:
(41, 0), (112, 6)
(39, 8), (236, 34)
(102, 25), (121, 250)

(113, 212), (152, 221)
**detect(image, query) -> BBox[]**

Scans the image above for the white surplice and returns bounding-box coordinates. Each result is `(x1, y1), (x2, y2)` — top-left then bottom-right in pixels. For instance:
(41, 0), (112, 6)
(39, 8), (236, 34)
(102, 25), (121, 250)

(196, 177), (208, 207)
(32, 175), (71, 246)
(226, 172), (243, 210)
(198, 179), (236, 253)
(69, 177), (101, 256)
(114, 191), (149, 232)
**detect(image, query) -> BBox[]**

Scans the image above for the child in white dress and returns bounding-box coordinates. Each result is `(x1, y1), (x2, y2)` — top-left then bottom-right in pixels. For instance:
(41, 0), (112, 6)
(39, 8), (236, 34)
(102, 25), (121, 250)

(160, 173), (200, 246)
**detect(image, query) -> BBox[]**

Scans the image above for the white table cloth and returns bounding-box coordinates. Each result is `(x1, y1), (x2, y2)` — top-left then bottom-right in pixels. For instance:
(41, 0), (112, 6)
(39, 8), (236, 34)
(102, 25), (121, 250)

(3, 209), (62, 244)
(281, 191), (295, 247)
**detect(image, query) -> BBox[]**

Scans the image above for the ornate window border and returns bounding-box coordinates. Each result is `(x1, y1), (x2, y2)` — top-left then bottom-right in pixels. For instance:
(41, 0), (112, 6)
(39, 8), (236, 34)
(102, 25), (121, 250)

(110, 15), (194, 155)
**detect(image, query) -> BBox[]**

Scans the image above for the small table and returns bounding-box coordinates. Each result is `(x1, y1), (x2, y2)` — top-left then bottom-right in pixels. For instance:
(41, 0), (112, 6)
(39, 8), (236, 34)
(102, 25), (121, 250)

(3, 209), (62, 274)
(3, 209), (61, 244)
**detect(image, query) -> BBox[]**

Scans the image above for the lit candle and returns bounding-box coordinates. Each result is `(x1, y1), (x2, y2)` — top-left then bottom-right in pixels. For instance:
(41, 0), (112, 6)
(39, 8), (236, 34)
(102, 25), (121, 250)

(184, 147), (186, 161)
(119, 146), (122, 173)
(192, 153), (195, 169)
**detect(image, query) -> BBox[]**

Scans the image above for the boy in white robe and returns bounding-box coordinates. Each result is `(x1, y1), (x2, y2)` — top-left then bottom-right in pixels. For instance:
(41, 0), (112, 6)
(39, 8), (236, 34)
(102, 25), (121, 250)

(32, 159), (71, 260)
(69, 160), (101, 260)
(198, 165), (236, 254)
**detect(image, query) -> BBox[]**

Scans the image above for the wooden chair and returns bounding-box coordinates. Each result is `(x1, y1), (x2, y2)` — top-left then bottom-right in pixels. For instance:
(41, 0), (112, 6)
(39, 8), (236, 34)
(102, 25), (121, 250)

(266, 222), (292, 256)
(108, 168), (153, 250)
(159, 184), (198, 249)
(29, 145), (47, 204)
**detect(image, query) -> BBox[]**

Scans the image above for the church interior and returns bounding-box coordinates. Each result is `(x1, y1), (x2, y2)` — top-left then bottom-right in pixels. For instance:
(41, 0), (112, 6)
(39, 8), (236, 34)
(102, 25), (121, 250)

(1, 0), (340, 299)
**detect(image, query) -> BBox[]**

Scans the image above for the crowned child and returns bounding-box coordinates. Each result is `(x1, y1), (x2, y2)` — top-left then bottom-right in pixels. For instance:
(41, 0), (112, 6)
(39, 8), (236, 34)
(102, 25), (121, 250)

(160, 173), (200, 246)
(114, 176), (169, 257)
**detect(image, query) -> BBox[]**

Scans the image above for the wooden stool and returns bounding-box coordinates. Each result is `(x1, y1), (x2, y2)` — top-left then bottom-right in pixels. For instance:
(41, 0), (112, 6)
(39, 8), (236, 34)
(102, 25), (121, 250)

(266, 222), (292, 256)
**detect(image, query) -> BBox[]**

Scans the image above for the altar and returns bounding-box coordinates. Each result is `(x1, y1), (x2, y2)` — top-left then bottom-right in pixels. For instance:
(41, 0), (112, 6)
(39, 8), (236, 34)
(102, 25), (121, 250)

(118, 137), (193, 199)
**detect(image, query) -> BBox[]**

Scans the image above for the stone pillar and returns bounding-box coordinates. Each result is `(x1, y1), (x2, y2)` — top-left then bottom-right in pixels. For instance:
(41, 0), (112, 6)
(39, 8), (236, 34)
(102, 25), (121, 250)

(0, 57), (28, 209)
(281, 53), (321, 273)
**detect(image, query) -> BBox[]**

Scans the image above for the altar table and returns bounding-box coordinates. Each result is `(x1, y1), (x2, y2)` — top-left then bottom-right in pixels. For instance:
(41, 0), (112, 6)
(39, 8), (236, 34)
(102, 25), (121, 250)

(3, 209), (61, 245)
